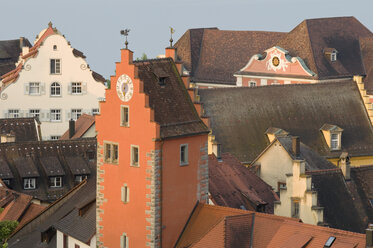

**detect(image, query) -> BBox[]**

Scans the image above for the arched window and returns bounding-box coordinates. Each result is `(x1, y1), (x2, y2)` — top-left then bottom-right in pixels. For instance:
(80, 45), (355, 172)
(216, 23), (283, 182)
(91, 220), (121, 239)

(50, 82), (61, 96)
(53, 45), (57, 51)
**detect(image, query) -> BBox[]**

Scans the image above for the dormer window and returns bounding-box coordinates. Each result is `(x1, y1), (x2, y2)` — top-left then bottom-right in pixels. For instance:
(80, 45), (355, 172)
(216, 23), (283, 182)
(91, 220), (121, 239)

(320, 124), (343, 151)
(324, 48), (338, 62)
(331, 52), (337, 62)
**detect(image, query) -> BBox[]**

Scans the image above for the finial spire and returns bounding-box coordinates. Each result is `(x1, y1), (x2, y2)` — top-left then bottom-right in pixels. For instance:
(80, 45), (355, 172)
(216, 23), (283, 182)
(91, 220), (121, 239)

(48, 21), (53, 28)
(169, 27), (175, 47)
(120, 29), (130, 49)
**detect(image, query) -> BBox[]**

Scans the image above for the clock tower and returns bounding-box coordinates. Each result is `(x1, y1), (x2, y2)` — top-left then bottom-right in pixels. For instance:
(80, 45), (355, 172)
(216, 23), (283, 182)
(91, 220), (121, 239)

(96, 47), (209, 248)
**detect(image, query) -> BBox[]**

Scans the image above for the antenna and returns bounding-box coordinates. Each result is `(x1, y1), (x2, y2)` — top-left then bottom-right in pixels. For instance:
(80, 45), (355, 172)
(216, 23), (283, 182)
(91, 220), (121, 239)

(120, 29), (130, 49)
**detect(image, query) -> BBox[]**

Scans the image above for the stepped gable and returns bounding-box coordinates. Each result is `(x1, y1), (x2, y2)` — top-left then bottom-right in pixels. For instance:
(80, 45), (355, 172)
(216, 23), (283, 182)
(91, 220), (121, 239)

(0, 38), (31, 77)
(175, 28), (285, 85)
(0, 138), (96, 202)
(8, 178), (95, 248)
(134, 58), (208, 139)
(199, 81), (373, 162)
(209, 153), (278, 213)
(0, 117), (40, 142)
(276, 16), (372, 80)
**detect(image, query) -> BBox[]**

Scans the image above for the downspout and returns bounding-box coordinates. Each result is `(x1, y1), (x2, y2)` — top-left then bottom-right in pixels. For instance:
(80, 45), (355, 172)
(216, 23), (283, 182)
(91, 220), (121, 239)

(249, 213), (255, 248)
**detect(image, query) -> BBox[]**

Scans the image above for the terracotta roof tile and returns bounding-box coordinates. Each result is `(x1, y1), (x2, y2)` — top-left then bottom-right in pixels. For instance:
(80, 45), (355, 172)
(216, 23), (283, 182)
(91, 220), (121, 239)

(60, 114), (95, 140)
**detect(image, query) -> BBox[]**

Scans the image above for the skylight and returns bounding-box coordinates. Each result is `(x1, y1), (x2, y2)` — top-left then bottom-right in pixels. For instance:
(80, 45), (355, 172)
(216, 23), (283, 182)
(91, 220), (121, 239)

(324, 236), (336, 247)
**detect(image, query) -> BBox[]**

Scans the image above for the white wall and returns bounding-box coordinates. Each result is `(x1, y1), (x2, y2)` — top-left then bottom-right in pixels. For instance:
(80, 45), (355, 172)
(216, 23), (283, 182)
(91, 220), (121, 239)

(57, 230), (96, 248)
(255, 140), (293, 191)
(0, 33), (105, 140)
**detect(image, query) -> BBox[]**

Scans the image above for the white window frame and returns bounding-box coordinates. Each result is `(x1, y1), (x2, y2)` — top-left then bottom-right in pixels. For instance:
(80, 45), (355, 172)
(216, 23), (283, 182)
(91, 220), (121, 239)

(71, 82), (82, 94)
(50, 59), (61, 74)
(75, 175), (88, 183)
(29, 82), (40, 95)
(121, 184), (129, 203)
(331, 52), (337, 62)
(330, 133), (340, 150)
(120, 105), (129, 127)
(49, 176), (62, 188)
(92, 108), (100, 116)
(71, 109), (82, 121)
(8, 109), (19, 118)
(130, 145), (139, 167)
(120, 233), (128, 248)
(180, 144), (189, 166)
(50, 82), (61, 97)
(24, 178), (36, 189)
(249, 81), (256, 87)
(50, 135), (60, 140)
(50, 109), (61, 122)
(104, 141), (119, 164)
(29, 109), (40, 118)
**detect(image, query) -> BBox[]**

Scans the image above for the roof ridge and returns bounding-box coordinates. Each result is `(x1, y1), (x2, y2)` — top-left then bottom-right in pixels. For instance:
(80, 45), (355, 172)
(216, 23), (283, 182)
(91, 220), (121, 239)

(306, 168), (341, 174)
(133, 57), (173, 64)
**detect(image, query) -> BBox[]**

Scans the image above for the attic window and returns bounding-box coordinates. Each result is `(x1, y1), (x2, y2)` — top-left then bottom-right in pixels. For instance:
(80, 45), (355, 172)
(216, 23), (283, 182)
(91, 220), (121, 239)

(330, 52), (337, 62)
(158, 77), (167, 86)
(324, 48), (338, 62)
(320, 124), (343, 151)
(53, 45), (57, 51)
(324, 236), (336, 247)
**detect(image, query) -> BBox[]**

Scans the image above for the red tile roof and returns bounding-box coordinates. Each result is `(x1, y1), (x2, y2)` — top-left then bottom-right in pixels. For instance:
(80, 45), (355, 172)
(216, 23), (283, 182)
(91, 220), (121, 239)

(60, 114), (95, 140)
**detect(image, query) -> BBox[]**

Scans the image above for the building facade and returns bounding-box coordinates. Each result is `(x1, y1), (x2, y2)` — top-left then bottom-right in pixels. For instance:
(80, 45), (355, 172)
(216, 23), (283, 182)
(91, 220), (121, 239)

(96, 46), (209, 248)
(0, 23), (105, 140)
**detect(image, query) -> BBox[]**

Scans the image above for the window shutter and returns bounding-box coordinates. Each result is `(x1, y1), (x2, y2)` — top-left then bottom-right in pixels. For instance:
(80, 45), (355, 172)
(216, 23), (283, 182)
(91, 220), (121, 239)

(24, 83), (29, 95)
(46, 111), (51, 121)
(68, 83), (72, 94)
(40, 82), (45, 95)
(82, 82), (87, 94)
(121, 186), (124, 202)
(3, 110), (8, 118)
(66, 110), (71, 120)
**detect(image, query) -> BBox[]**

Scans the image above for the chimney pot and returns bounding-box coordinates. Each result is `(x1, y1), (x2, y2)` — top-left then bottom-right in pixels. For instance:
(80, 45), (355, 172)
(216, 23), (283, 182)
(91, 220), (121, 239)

(212, 143), (222, 160)
(292, 136), (300, 158)
(366, 224), (373, 248)
(340, 152), (350, 180)
(69, 119), (75, 139)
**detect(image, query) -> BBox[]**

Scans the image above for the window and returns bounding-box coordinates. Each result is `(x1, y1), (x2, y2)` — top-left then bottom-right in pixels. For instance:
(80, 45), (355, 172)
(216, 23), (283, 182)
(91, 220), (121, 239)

(92, 108), (100, 116)
(50, 135), (60, 140)
(291, 199), (300, 218)
(180, 144), (188, 166)
(50, 82), (61, 96)
(278, 182), (286, 192)
(71, 109), (82, 121)
(249, 81), (256, 87)
(331, 52), (337, 62)
(121, 106), (129, 127)
(120, 233), (128, 248)
(29, 82), (40, 95)
(49, 176), (62, 188)
(2, 179), (10, 186)
(24, 178), (36, 189)
(53, 45), (57, 51)
(75, 175), (88, 183)
(8, 109), (19, 118)
(50, 109), (61, 122)
(72, 82), (82, 94)
(104, 142), (119, 164)
(29, 109), (40, 118)
(121, 184), (129, 203)
(131, 145), (139, 166)
(331, 133), (340, 150)
(50, 59), (61, 74)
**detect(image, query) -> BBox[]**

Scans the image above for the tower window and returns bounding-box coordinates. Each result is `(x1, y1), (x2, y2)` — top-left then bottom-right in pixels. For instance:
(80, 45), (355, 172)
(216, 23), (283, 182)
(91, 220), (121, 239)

(120, 106), (129, 127)
(131, 145), (139, 167)
(180, 144), (188, 166)
(104, 142), (119, 164)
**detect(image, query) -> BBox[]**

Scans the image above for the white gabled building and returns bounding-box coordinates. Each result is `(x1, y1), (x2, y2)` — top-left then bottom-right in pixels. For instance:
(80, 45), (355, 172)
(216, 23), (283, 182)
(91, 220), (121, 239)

(0, 22), (106, 140)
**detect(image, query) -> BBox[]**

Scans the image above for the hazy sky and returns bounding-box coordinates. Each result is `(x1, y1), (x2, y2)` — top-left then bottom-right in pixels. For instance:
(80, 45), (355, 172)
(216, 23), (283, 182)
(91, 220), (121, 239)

(1, 0), (372, 78)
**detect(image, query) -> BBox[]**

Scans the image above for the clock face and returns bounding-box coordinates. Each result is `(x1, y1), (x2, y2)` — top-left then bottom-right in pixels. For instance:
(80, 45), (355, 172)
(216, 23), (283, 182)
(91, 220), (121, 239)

(116, 74), (134, 102)
(272, 57), (280, 67)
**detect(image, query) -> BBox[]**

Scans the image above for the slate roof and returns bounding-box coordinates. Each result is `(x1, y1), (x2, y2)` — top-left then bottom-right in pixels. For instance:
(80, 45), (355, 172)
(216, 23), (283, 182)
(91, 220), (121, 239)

(209, 153), (278, 213)
(0, 117), (41, 142)
(0, 38), (31, 77)
(174, 28), (285, 85)
(198, 80), (373, 163)
(0, 186), (44, 225)
(133, 58), (209, 139)
(60, 114), (95, 140)
(275, 16), (372, 80)
(360, 37), (373, 94)
(8, 178), (96, 248)
(176, 203), (366, 248)
(0, 138), (96, 202)
(306, 167), (373, 233)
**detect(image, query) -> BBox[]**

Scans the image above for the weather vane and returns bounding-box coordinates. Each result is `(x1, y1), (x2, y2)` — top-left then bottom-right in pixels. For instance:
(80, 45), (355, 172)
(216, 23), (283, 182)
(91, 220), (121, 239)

(169, 27), (175, 47)
(120, 29), (130, 49)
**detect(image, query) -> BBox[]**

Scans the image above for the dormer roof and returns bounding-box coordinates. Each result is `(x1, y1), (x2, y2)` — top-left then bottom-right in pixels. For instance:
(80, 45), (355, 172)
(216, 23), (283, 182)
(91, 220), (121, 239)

(265, 127), (289, 136)
(320, 124), (343, 132)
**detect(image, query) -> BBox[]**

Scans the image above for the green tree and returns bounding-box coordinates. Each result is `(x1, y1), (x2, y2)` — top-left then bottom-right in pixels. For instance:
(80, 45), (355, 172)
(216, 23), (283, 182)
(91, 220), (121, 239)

(0, 220), (18, 246)
(136, 53), (148, 61)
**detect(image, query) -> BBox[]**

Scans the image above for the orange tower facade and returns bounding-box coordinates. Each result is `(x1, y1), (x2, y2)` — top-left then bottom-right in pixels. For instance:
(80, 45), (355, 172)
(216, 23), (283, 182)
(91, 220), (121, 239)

(96, 47), (209, 248)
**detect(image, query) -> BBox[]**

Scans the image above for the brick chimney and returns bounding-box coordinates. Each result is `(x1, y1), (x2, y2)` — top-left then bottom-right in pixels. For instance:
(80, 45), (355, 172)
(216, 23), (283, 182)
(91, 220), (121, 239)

(367, 224), (373, 248)
(69, 119), (75, 139)
(339, 152), (350, 180)
(292, 136), (300, 158)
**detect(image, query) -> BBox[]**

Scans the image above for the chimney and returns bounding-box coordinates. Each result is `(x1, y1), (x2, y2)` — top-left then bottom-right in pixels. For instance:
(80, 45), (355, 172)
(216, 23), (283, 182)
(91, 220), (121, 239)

(69, 119), (75, 139)
(292, 136), (300, 158)
(19, 37), (24, 49)
(339, 152), (350, 180)
(212, 142), (222, 160)
(366, 224), (373, 248)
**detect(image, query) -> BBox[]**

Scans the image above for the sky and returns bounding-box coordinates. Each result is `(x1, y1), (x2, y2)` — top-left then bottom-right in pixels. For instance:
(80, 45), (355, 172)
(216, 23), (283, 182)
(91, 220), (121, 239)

(1, 0), (372, 79)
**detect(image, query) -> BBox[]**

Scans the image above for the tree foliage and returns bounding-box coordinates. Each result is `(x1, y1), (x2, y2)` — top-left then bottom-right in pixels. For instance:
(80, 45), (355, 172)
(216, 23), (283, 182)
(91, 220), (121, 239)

(0, 220), (18, 245)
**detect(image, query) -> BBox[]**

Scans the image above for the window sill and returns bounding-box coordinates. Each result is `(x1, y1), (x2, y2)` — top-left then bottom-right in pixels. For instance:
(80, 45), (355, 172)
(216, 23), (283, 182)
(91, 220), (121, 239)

(50, 95), (62, 97)
(130, 164), (140, 167)
(180, 162), (189, 166)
